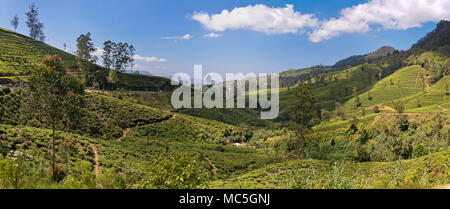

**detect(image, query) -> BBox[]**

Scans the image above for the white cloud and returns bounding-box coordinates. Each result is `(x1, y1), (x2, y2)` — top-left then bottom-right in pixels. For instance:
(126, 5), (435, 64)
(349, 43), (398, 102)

(191, 1), (450, 42)
(309, 0), (450, 42)
(163, 33), (192, 40)
(92, 47), (104, 57)
(192, 4), (319, 35)
(133, 54), (167, 63)
(204, 32), (221, 38)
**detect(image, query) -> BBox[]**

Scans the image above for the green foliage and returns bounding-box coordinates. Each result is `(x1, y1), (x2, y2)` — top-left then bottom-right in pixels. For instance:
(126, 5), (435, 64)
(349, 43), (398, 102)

(210, 151), (449, 189)
(22, 55), (85, 179)
(136, 152), (209, 189)
(307, 113), (448, 162)
(392, 100), (405, 114)
(0, 26), (171, 91)
(412, 144), (426, 158)
(180, 107), (271, 127)
(101, 41), (135, 73)
(128, 114), (247, 144)
(106, 69), (119, 89)
(23, 55), (85, 129)
(291, 83), (316, 128)
(326, 161), (356, 189)
(25, 3), (45, 41)
(0, 151), (30, 189)
(0, 20), (449, 190)
(76, 33), (97, 83)
(78, 92), (172, 139)
(412, 20), (450, 51)
(0, 27), (87, 77)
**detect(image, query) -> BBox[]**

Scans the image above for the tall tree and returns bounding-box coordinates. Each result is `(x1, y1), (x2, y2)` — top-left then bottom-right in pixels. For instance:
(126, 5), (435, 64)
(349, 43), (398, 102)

(102, 41), (135, 72)
(63, 43), (67, 52)
(76, 33), (97, 83)
(290, 82), (316, 157)
(22, 55), (85, 180)
(11, 15), (19, 32)
(102, 41), (114, 70)
(25, 3), (45, 41)
(101, 42), (136, 72)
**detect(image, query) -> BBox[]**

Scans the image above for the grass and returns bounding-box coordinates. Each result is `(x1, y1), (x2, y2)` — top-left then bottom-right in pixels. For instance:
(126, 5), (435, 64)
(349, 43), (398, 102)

(209, 150), (449, 189)
(0, 76), (29, 84)
(180, 108), (271, 127)
(0, 22), (449, 189)
(127, 113), (246, 144)
(0, 27), (97, 76)
(0, 27), (173, 91)
(339, 65), (436, 118)
(380, 65), (427, 88)
(312, 113), (379, 132)
(91, 90), (174, 110)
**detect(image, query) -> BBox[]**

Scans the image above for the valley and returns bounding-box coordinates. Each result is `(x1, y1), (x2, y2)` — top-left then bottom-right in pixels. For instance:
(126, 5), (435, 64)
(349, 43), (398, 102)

(0, 18), (448, 189)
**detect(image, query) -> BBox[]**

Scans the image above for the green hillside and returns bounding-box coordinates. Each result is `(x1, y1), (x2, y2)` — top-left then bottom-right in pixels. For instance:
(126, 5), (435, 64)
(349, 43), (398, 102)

(210, 150), (449, 189)
(341, 65), (426, 111)
(0, 20), (449, 190)
(0, 27), (172, 91)
(0, 27), (83, 76)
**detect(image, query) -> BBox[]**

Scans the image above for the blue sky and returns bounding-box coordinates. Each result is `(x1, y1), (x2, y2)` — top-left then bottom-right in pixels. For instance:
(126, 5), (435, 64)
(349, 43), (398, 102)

(0, 0), (448, 77)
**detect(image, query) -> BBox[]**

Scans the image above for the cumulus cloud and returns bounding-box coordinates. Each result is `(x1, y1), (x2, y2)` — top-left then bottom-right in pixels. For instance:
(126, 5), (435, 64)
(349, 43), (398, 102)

(163, 34), (192, 40)
(133, 54), (167, 63)
(191, 1), (450, 42)
(192, 4), (319, 34)
(309, 0), (450, 42)
(203, 32), (221, 38)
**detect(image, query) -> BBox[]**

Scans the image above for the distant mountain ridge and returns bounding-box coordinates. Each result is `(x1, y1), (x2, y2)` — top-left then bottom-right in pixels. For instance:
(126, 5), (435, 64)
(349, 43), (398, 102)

(333, 46), (397, 69)
(279, 20), (450, 87)
(412, 20), (450, 51)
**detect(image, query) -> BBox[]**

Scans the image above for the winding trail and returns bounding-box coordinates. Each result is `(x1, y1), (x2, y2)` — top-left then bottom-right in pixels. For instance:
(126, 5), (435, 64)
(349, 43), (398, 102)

(365, 105), (395, 111)
(90, 144), (100, 177)
(424, 76), (431, 91)
(117, 128), (131, 142)
(116, 114), (178, 142)
(371, 112), (435, 125)
(437, 105), (449, 112)
(203, 154), (218, 178)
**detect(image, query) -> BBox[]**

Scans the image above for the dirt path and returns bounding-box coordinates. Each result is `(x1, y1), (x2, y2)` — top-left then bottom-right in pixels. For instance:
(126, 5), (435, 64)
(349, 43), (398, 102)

(90, 144), (100, 177)
(149, 114), (177, 126)
(366, 105), (395, 111)
(437, 105), (449, 112)
(117, 128), (131, 142)
(424, 76), (431, 91)
(203, 154), (218, 177)
(371, 112), (434, 125)
(380, 105), (395, 111)
(116, 114), (177, 142)
(372, 115), (382, 125)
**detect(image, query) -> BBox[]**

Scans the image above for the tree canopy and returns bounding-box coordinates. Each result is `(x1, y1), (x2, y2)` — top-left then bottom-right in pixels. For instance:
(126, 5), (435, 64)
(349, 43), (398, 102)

(23, 55), (85, 179)
(25, 3), (45, 41)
